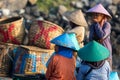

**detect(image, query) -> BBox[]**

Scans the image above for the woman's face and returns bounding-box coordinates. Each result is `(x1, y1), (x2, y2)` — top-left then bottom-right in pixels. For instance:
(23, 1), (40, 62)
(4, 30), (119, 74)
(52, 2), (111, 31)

(91, 13), (105, 23)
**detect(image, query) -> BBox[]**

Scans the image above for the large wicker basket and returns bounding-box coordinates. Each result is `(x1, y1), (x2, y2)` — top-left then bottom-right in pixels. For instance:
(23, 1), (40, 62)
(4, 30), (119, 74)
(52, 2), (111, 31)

(29, 20), (64, 49)
(13, 45), (54, 75)
(0, 17), (25, 45)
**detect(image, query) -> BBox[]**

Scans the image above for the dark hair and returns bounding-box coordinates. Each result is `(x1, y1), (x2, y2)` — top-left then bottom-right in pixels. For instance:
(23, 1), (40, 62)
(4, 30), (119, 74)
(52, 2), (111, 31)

(69, 21), (79, 28)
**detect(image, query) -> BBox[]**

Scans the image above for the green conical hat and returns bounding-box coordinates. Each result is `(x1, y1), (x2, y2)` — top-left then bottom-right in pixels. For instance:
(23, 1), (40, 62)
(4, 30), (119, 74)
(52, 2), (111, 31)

(78, 41), (110, 62)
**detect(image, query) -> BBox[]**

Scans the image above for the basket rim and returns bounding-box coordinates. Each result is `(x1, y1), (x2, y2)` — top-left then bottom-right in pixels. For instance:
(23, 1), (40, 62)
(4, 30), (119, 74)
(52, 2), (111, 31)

(20, 45), (54, 52)
(0, 42), (54, 52)
(0, 16), (23, 25)
(34, 20), (64, 32)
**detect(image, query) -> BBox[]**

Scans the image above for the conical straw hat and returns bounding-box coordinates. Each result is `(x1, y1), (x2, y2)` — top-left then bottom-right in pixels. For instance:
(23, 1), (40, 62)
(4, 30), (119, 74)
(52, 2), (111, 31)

(51, 33), (80, 51)
(28, 0), (37, 5)
(58, 5), (67, 15)
(86, 3), (112, 19)
(78, 41), (110, 62)
(63, 10), (88, 27)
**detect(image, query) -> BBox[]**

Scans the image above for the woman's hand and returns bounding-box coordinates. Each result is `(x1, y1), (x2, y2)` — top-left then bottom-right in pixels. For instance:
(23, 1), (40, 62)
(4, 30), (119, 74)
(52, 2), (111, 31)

(99, 17), (107, 27)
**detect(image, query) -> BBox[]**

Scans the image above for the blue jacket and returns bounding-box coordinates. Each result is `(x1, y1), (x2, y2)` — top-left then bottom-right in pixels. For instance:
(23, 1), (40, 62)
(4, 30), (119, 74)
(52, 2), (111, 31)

(77, 61), (110, 80)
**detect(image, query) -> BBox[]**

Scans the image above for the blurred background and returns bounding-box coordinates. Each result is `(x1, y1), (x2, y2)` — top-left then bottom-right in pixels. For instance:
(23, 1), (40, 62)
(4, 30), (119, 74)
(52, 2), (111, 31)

(0, 0), (120, 77)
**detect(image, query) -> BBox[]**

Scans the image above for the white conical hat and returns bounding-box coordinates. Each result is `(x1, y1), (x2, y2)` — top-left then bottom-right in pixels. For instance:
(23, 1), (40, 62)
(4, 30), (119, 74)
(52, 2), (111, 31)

(63, 10), (88, 27)
(87, 3), (112, 19)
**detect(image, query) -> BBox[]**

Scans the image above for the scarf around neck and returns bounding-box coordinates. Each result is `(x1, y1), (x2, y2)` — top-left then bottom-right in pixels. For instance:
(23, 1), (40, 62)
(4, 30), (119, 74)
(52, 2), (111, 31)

(57, 46), (73, 58)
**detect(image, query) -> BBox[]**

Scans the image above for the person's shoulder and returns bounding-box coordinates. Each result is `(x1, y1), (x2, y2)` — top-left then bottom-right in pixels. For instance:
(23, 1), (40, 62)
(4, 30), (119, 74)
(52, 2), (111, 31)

(52, 54), (60, 58)
(76, 26), (85, 30)
(50, 54), (60, 61)
(90, 23), (97, 27)
(80, 63), (91, 72)
(67, 26), (85, 32)
(104, 60), (110, 66)
(103, 60), (111, 69)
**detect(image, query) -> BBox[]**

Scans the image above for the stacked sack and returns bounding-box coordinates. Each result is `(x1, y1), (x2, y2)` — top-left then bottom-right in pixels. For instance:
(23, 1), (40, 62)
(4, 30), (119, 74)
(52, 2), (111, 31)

(0, 16), (64, 79)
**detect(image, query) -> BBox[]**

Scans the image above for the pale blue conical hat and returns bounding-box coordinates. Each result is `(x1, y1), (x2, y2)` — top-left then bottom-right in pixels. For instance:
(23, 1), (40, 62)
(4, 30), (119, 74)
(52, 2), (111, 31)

(51, 32), (80, 51)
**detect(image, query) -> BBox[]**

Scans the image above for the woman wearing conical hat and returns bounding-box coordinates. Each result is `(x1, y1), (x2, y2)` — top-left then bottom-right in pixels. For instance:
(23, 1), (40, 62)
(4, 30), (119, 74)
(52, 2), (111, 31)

(77, 41), (111, 80)
(64, 9), (88, 48)
(46, 33), (80, 80)
(86, 3), (112, 69)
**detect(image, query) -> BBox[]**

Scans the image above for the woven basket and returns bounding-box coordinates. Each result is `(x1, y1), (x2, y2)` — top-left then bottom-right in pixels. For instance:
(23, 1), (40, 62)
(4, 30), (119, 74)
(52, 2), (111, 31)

(0, 43), (14, 77)
(0, 16), (25, 45)
(13, 45), (54, 74)
(0, 17), (7, 22)
(29, 20), (64, 49)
